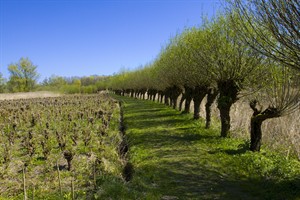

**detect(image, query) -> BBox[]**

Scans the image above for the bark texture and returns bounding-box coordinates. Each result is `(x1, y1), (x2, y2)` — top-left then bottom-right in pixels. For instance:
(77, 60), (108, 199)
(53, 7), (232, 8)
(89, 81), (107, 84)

(249, 100), (281, 151)
(217, 80), (239, 137)
(192, 85), (208, 120)
(205, 87), (218, 129)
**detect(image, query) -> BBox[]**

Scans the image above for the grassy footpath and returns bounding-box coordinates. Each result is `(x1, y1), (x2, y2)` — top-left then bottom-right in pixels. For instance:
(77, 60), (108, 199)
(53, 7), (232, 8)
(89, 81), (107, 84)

(106, 95), (300, 200)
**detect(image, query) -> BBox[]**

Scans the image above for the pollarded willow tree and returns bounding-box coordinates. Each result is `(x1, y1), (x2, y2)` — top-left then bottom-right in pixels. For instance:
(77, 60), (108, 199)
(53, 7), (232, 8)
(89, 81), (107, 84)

(108, 71), (128, 95)
(153, 30), (214, 123)
(152, 36), (186, 109)
(131, 65), (154, 99)
(249, 64), (300, 151)
(176, 28), (214, 120)
(188, 15), (265, 137)
(108, 64), (158, 100)
(232, 0), (300, 71)
(229, 0), (300, 151)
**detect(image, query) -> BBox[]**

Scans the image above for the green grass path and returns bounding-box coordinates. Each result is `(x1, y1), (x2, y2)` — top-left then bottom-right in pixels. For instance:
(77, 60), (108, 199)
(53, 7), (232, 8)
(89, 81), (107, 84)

(114, 95), (300, 200)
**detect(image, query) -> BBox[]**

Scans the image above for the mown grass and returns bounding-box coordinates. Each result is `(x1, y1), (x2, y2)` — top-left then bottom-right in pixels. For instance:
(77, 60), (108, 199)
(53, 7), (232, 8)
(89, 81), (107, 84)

(107, 95), (300, 200)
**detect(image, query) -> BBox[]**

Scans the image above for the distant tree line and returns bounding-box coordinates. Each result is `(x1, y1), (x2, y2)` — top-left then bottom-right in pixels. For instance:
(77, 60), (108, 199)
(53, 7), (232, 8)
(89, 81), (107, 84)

(0, 57), (109, 94)
(40, 74), (109, 94)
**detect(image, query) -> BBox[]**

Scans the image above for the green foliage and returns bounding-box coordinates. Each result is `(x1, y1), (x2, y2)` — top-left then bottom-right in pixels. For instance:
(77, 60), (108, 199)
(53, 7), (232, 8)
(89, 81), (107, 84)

(0, 73), (6, 93)
(39, 75), (108, 94)
(43, 75), (67, 87)
(231, 0), (300, 71)
(103, 11), (299, 142)
(107, 95), (300, 199)
(7, 57), (39, 92)
(80, 85), (98, 94)
(60, 84), (81, 94)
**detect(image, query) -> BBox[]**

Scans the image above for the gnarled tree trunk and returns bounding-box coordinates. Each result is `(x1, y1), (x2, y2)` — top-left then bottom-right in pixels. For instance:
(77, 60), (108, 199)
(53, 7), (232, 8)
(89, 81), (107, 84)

(182, 86), (193, 114)
(147, 89), (153, 100)
(205, 87), (218, 129)
(184, 96), (192, 113)
(169, 85), (182, 109)
(148, 89), (157, 102)
(217, 80), (239, 137)
(219, 105), (231, 137)
(192, 85), (208, 120)
(130, 90), (134, 97)
(141, 89), (146, 100)
(164, 95), (169, 106)
(152, 92), (156, 102)
(250, 100), (281, 151)
(125, 89), (131, 97)
(250, 118), (263, 152)
(179, 94), (185, 111)
(159, 91), (164, 103)
(164, 88), (172, 106)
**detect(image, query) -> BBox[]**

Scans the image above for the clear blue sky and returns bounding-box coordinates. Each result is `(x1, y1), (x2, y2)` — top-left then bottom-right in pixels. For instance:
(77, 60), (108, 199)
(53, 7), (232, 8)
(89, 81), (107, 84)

(0, 0), (222, 81)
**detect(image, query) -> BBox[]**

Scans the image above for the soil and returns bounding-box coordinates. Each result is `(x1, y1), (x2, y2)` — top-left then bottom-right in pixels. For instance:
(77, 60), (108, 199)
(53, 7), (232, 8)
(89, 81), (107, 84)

(0, 91), (61, 100)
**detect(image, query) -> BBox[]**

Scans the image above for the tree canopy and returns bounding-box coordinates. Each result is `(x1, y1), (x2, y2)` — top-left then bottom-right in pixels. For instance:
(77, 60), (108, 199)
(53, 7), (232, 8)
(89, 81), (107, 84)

(0, 73), (6, 93)
(232, 0), (300, 71)
(7, 57), (39, 92)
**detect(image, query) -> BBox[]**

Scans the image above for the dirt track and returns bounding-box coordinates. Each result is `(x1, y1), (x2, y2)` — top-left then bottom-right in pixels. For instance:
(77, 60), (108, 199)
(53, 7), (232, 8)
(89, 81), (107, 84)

(0, 91), (61, 100)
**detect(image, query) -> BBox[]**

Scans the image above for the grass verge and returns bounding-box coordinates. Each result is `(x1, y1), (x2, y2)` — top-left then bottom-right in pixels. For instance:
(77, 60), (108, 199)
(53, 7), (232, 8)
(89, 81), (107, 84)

(109, 95), (300, 200)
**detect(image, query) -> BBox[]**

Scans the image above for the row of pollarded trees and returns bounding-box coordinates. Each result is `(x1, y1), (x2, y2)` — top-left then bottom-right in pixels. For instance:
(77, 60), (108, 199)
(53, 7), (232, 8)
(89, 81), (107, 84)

(108, 9), (299, 152)
(231, 0), (300, 151)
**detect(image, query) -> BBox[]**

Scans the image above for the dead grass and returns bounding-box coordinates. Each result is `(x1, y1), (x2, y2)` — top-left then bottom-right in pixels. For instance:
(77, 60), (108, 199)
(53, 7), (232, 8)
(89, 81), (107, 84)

(168, 94), (300, 160)
(228, 98), (300, 159)
(196, 96), (300, 160)
(0, 91), (61, 100)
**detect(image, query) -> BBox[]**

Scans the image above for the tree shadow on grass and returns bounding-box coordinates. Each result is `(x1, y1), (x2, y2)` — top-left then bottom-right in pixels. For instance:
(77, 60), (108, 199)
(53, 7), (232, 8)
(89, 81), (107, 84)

(128, 129), (219, 150)
(125, 109), (189, 130)
(118, 97), (300, 200)
(131, 138), (300, 200)
(208, 142), (249, 156)
(125, 107), (178, 119)
(133, 155), (300, 200)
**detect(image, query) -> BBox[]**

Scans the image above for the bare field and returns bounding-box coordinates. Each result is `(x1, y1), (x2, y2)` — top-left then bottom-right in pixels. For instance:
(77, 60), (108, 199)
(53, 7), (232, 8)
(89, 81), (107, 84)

(0, 91), (61, 100)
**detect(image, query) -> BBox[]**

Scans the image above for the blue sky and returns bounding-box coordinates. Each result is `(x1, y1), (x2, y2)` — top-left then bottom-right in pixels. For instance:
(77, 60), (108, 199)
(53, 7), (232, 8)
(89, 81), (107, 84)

(0, 0), (222, 81)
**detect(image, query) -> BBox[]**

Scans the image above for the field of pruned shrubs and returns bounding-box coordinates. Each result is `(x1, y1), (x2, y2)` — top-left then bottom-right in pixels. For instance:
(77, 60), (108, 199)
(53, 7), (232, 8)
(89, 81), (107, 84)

(0, 93), (127, 199)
